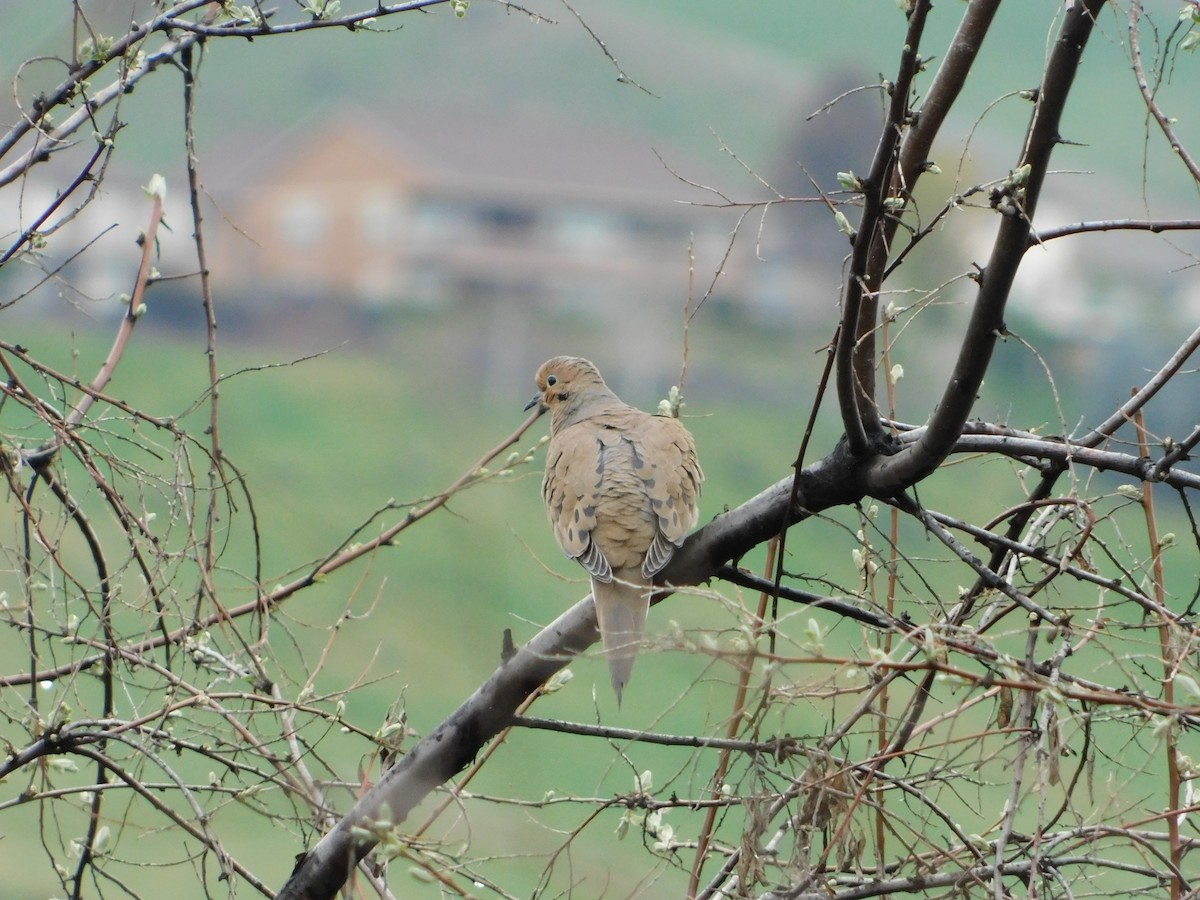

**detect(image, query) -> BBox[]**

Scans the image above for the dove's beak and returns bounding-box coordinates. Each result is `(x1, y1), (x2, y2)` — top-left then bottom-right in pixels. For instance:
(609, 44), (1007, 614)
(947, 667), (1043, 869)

(524, 393), (545, 413)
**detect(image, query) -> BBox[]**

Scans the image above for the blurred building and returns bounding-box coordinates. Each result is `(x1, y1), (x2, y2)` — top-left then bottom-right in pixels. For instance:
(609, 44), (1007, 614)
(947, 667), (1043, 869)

(210, 107), (741, 314)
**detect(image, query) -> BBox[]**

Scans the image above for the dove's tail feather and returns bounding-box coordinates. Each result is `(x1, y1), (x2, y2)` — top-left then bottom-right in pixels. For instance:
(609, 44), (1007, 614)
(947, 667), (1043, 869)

(591, 576), (651, 706)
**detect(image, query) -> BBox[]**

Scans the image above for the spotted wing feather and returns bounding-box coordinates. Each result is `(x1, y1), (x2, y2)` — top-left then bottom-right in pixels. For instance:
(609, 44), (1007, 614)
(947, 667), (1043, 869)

(633, 414), (703, 578)
(542, 425), (612, 582)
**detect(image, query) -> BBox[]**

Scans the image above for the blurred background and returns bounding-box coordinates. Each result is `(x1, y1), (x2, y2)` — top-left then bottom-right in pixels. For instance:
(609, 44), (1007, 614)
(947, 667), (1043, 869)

(4, 1), (1198, 390)
(2, 1), (1199, 895)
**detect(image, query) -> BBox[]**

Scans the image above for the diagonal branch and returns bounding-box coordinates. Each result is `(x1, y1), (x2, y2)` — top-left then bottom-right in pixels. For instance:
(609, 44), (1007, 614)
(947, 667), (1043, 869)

(864, 0), (1108, 493)
(273, 400), (1197, 897)
(1129, 1), (1200, 186)
(1074, 321), (1200, 448)
(0, 22), (208, 187)
(834, 0), (1003, 455)
(276, 597), (598, 899)
(836, 0), (933, 453)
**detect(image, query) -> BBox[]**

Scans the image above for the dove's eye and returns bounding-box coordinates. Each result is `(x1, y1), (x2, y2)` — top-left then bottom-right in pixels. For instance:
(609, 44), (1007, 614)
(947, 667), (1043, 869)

(546, 374), (558, 386)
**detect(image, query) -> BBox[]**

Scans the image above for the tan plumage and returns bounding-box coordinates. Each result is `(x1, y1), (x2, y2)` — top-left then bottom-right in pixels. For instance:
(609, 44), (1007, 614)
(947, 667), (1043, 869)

(528, 357), (703, 703)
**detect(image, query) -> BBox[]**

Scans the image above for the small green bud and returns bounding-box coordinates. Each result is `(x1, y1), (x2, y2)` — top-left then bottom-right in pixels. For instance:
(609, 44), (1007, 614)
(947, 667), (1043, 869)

(836, 170), (863, 192)
(142, 174), (167, 201)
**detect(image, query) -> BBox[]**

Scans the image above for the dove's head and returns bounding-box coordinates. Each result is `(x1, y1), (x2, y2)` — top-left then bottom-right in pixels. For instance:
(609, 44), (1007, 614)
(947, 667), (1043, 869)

(526, 356), (618, 432)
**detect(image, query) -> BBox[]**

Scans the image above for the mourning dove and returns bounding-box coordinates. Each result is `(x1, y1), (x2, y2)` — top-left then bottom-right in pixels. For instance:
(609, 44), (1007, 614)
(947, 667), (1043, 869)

(527, 357), (703, 703)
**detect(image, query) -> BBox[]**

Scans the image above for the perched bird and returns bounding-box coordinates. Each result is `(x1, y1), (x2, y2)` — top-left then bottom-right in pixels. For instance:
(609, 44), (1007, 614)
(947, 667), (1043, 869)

(527, 357), (703, 703)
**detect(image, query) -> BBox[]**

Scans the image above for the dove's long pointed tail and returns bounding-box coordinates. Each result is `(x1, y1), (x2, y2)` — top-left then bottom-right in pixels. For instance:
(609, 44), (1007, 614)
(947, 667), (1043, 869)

(591, 576), (650, 705)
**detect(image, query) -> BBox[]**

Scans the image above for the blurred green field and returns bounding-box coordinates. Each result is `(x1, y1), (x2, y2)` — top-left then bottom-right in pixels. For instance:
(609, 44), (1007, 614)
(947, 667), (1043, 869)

(1, 309), (1190, 896)
(0, 311), (845, 895)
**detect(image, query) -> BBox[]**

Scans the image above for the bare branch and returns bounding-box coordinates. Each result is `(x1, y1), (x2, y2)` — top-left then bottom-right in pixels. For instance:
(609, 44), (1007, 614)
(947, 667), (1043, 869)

(1129, 1), (1200, 186)
(865, 0), (1109, 493)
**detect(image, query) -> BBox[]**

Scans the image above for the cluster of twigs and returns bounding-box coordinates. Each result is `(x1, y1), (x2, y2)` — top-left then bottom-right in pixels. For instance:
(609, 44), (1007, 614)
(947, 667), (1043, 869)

(1, 1), (1200, 899)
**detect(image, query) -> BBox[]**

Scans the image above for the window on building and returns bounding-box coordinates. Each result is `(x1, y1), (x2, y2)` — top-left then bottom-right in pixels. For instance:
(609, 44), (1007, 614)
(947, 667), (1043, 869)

(360, 192), (400, 246)
(477, 204), (536, 236)
(279, 193), (327, 248)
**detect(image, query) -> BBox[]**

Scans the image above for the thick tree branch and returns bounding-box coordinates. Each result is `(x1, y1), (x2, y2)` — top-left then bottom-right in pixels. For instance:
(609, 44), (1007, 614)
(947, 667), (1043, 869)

(275, 401), (1199, 897)
(864, 0), (1108, 493)
(897, 0), (1002, 185)
(836, 0), (933, 453)
(276, 598), (598, 899)
(834, 0), (1003, 455)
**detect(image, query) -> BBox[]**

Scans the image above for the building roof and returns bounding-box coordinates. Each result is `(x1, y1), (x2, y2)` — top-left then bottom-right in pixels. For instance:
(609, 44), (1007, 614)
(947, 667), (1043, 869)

(210, 100), (725, 215)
